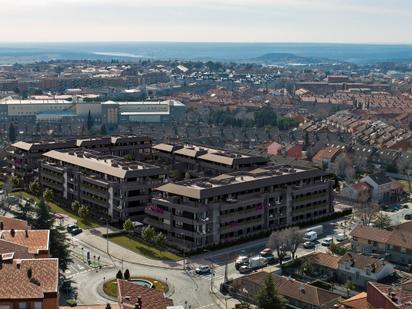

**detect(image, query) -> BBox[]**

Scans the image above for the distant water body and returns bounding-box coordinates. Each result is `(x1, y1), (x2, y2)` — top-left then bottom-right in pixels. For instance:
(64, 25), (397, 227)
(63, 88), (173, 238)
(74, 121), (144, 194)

(0, 42), (412, 64)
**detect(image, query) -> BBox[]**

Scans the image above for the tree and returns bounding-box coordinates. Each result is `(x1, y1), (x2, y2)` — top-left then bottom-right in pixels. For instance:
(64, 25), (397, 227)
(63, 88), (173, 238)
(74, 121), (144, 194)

(335, 154), (355, 183)
(78, 205), (90, 219)
(29, 180), (40, 196)
(374, 213), (392, 229)
(9, 176), (20, 189)
(15, 202), (31, 222)
(141, 226), (156, 242)
(8, 123), (16, 143)
(154, 232), (166, 247)
(71, 201), (81, 214)
(256, 274), (286, 309)
(397, 157), (412, 193)
(116, 270), (123, 279)
(285, 227), (304, 259)
(32, 198), (71, 271)
(329, 241), (347, 256)
(124, 154), (133, 161)
(124, 269), (130, 280)
(267, 229), (289, 265)
(43, 188), (53, 202)
(100, 124), (107, 135)
(354, 202), (380, 225)
(345, 280), (356, 297)
(87, 110), (94, 131)
(123, 218), (134, 235)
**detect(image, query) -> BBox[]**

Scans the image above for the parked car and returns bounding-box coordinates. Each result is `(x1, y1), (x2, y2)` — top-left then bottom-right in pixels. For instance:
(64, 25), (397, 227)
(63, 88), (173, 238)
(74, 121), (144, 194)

(405, 214), (412, 220)
(264, 255), (279, 265)
(249, 256), (268, 270)
(70, 228), (82, 236)
(303, 241), (315, 249)
(239, 265), (252, 274)
(67, 224), (78, 233)
(235, 256), (249, 270)
(321, 237), (333, 246)
(195, 265), (211, 275)
(260, 248), (273, 257)
(335, 233), (348, 242)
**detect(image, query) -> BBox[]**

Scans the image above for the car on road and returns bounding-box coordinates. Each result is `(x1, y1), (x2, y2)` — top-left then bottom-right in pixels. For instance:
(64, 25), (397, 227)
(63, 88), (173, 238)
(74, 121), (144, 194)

(335, 233), (348, 242)
(195, 265), (211, 275)
(321, 237), (333, 246)
(260, 248), (273, 257)
(405, 214), (412, 220)
(70, 227), (83, 236)
(264, 255), (279, 265)
(303, 241), (315, 249)
(239, 265), (252, 274)
(235, 256), (249, 270)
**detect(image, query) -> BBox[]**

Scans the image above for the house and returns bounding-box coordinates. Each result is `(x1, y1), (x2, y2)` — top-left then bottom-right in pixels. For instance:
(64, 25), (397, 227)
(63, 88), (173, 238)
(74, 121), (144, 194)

(337, 252), (394, 289)
(0, 230), (50, 258)
(0, 257), (59, 309)
(117, 279), (174, 309)
(312, 147), (342, 169)
(350, 222), (412, 266)
(284, 144), (303, 160)
(338, 182), (372, 205)
(0, 216), (29, 231)
(305, 252), (340, 280)
(0, 240), (35, 260)
(228, 271), (340, 309)
(267, 142), (284, 156)
(360, 173), (404, 203)
(340, 281), (412, 309)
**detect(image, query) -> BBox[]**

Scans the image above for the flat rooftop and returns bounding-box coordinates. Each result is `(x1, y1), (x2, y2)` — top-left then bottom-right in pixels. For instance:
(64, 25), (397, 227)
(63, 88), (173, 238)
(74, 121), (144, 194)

(156, 165), (328, 199)
(43, 149), (162, 179)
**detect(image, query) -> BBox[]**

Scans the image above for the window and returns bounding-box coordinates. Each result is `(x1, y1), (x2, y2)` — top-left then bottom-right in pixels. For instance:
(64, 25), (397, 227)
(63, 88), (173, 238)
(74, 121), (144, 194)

(35, 303), (42, 309)
(19, 303), (27, 309)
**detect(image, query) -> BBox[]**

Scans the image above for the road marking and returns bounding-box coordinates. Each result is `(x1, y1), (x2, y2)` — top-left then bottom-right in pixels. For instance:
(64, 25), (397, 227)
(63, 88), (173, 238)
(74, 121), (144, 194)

(196, 304), (216, 309)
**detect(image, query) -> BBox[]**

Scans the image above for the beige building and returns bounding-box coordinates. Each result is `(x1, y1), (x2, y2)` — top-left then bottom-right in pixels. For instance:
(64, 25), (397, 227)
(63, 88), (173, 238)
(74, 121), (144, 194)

(146, 165), (334, 251)
(153, 143), (268, 176)
(40, 149), (165, 221)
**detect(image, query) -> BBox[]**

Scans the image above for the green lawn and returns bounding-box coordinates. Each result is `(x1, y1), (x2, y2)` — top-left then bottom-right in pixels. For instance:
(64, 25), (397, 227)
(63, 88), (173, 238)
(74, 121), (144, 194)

(103, 276), (168, 297)
(107, 234), (181, 261)
(10, 191), (100, 229)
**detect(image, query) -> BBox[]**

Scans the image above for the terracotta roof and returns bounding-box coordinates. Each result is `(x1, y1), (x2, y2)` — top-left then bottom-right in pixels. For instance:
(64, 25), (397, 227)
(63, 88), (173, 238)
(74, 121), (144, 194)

(0, 258), (59, 299)
(0, 230), (49, 254)
(312, 147), (341, 162)
(306, 252), (340, 270)
(60, 306), (120, 309)
(0, 216), (28, 230)
(117, 279), (173, 309)
(340, 252), (387, 273)
(340, 292), (370, 308)
(350, 224), (392, 244)
(0, 239), (35, 260)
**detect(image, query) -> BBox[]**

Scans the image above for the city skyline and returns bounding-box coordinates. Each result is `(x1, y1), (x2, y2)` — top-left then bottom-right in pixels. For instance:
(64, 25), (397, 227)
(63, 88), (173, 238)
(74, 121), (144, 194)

(0, 0), (411, 43)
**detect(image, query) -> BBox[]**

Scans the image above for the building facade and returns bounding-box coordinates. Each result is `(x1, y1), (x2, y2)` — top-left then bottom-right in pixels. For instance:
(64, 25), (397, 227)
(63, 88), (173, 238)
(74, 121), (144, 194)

(40, 149), (165, 222)
(146, 165), (334, 251)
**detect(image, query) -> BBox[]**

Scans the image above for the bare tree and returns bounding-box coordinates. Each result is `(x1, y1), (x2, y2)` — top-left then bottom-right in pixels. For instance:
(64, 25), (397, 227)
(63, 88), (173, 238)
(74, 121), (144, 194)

(285, 227), (304, 259)
(353, 202), (380, 225)
(267, 229), (289, 265)
(335, 154), (356, 183)
(397, 157), (412, 193)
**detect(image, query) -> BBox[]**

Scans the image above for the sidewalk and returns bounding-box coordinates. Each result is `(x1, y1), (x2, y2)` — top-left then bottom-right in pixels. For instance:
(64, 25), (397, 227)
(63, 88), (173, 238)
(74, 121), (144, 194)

(75, 229), (183, 269)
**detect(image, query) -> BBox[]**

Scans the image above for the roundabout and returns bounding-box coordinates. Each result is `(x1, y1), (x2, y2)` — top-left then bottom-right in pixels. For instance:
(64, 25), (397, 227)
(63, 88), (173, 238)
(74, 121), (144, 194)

(102, 275), (169, 298)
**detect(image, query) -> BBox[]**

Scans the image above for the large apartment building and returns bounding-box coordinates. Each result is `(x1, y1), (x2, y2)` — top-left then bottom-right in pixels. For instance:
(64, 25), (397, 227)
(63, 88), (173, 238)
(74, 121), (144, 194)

(7, 135), (152, 183)
(40, 149), (165, 222)
(153, 143), (268, 176)
(146, 165), (334, 251)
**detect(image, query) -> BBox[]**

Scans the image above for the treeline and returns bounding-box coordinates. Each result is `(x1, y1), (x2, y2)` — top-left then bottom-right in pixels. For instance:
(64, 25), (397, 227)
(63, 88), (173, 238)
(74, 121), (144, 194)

(208, 106), (299, 130)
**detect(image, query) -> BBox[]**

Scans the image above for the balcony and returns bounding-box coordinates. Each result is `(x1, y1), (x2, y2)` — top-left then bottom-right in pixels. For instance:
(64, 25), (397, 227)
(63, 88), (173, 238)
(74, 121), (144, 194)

(220, 207), (264, 222)
(220, 218), (263, 234)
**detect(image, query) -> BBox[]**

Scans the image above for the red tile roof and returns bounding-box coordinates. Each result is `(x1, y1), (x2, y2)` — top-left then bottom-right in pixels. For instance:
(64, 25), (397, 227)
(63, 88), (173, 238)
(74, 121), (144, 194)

(306, 252), (340, 270)
(0, 258), (59, 299)
(350, 224), (392, 244)
(0, 230), (49, 254)
(0, 239), (35, 260)
(0, 216), (28, 230)
(340, 292), (370, 308)
(117, 279), (173, 309)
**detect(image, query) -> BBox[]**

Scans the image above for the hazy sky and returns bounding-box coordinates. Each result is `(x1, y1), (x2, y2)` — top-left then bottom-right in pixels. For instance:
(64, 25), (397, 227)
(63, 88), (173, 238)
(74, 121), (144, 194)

(1, 0), (411, 43)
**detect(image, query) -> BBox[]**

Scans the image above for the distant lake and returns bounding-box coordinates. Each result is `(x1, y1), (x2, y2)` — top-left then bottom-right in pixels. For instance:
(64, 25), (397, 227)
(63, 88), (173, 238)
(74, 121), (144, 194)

(0, 42), (412, 64)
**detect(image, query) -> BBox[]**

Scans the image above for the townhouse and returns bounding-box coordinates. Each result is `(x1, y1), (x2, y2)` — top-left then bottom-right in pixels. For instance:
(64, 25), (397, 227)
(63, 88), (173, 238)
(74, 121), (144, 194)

(146, 164), (334, 251)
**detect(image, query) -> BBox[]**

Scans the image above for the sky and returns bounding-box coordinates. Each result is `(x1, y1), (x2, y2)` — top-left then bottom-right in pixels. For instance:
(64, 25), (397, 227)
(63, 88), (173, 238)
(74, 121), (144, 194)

(0, 0), (411, 43)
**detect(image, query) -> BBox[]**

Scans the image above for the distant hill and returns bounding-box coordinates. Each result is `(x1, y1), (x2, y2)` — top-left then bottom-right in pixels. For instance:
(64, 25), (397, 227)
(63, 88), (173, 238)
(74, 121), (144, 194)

(249, 52), (333, 65)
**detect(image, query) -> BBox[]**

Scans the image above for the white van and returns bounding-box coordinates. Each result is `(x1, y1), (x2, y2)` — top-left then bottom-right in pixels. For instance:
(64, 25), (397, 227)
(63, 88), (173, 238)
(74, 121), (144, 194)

(303, 231), (318, 242)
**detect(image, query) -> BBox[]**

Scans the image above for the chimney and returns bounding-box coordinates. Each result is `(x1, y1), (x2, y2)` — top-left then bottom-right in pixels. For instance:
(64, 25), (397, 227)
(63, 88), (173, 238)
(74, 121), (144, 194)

(0, 254), (3, 269)
(25, 229), (29, 238)
(0, 222), (3, 230)
(105, 304), (111, 309)
(10, 229), (15, 237)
